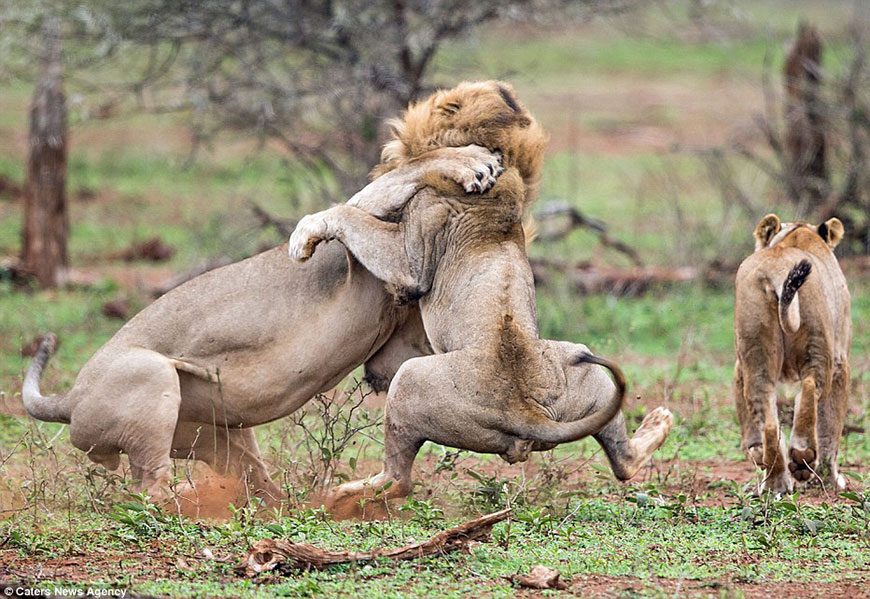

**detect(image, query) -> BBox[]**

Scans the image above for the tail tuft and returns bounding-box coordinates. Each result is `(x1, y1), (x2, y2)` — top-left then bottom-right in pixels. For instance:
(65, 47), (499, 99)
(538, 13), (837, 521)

(782, 259), (812, 306)
(779, 259), (811, 334)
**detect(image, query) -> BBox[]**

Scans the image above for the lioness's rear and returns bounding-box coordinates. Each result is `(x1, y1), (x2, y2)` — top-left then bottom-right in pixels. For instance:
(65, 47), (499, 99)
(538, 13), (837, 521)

(733, 213), (851, 493)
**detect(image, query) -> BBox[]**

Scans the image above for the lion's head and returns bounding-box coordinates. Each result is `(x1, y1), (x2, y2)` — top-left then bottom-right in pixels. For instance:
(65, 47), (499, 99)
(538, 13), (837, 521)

(753, 213), (845, 253)
(373, 80), (547, 212)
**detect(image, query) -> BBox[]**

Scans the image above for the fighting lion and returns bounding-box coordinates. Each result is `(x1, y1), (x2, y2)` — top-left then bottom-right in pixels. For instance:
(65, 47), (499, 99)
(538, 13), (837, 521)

(289, 80), (673, 516)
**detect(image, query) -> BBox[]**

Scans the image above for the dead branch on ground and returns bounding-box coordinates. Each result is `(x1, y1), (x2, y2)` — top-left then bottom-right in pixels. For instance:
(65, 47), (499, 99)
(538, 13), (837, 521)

(235, 508), (511, 576)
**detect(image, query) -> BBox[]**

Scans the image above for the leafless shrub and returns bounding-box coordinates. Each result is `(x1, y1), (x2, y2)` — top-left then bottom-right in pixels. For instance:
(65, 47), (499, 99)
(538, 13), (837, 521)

(284, 380), (382, 495)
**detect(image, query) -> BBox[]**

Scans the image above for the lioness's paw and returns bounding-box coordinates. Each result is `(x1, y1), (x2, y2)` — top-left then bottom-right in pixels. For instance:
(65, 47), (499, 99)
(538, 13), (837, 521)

(288, 213), (329, 262)
(444, 144), (504, 194)
(746, 443), (764, 468)
(788, 446), (818, 483)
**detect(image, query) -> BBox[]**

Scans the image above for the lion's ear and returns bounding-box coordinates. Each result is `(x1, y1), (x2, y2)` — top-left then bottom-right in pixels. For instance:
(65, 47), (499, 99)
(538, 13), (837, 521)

(497, 84), (521, 113)
(754, 213), (781, 250)
(817, 217), (844, 249)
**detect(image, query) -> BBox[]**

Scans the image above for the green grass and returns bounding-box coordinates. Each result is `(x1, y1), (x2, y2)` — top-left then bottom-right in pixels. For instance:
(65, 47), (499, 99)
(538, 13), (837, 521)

(3, 2), (870, 597)
(437, 33), (773, 84)
(3, 488), (870, 598)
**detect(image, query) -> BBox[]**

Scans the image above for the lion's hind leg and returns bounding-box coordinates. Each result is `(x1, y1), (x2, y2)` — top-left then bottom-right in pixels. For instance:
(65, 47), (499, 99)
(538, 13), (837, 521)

(788, 374), (820, 484)
(325, 351), (510, 519)
(69, 348), (183, 501)
(742, 366), (791, 494)
(593, 407), (673, 481)
(816, 360), (849, 490)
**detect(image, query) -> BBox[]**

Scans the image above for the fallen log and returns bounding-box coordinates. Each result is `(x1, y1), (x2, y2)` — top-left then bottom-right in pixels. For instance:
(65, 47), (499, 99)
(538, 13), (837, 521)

(530, 258), (699, 297)
(235, 508), (510, 577)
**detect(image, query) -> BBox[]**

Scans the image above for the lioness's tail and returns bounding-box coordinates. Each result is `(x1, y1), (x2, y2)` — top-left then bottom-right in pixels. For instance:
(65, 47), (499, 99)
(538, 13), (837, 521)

(22, 333), (71, 424)
(511, 352), (626, 445)
(779, 259), (812, 335)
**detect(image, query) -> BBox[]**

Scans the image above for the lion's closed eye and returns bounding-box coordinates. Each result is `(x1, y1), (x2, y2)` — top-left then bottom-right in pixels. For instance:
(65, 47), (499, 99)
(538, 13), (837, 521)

(440, 102), (461, 116)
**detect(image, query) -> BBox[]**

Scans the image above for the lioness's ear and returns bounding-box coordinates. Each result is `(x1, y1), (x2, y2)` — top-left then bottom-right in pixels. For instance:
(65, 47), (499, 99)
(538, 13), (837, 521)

(754, 213), (781, 250)
(817, 217), (844, 249)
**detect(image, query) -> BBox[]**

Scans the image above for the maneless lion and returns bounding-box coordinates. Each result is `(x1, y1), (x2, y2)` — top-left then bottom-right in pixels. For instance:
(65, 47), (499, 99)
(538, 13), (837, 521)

(734, 213), (851, 493)
(22, 145), (503, 503)
(289, 80), (673, 516)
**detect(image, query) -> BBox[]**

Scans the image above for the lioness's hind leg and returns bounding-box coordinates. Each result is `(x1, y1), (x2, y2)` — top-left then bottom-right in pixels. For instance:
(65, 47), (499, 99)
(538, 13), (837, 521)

(789, 375), (820, 483)
(733, 364), (763, 465)
(817, 361), (849, 490)
(742, 369), (791, 493)
(594, 407), (673, 481)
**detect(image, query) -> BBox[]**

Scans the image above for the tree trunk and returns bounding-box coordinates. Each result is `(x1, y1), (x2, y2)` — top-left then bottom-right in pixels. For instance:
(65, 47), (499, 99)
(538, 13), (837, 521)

(21, 18), (68, 288)
(783, 21), (827, 208)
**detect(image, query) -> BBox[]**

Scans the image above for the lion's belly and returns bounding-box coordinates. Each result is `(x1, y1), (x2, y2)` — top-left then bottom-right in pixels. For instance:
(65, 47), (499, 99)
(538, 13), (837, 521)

(174, 287), (400, 427)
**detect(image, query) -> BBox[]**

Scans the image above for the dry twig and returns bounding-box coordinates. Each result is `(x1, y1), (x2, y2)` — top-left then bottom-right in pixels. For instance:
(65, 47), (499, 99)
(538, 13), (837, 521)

(235, 508), (511, 576)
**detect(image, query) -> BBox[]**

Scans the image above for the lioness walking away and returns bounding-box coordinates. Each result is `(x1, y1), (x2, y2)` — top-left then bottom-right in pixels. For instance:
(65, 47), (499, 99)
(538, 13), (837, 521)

(734, 213), (851, 493)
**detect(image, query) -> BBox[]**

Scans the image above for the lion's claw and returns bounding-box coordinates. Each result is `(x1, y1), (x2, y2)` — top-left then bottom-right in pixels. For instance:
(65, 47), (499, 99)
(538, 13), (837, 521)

(441, 144), (503, 195)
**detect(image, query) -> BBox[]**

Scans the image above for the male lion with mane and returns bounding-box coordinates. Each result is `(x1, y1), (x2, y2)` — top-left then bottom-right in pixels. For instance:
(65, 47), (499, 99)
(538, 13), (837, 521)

(289, 80), (673, 517)
(734, 213), (851, 494)
(24, 80), (670, 513)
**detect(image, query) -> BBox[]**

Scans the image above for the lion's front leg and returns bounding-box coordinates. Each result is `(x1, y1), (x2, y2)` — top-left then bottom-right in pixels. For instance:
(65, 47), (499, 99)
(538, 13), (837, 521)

(287, 212), (332, 262)
(288, 205), (422, 293)
(348, 144), (503, 217)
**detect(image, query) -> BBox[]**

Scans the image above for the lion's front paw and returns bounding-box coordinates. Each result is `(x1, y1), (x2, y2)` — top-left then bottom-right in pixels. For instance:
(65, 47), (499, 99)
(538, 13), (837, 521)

(288, 213), (329, 262)
(444, 145), (505, 194)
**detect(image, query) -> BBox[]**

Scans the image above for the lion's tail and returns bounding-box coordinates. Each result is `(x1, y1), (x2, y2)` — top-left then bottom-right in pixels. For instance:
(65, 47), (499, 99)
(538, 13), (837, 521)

(22, 333), (71, 424)
(778, 259), (812, 335)
(508, 352), (625, 445)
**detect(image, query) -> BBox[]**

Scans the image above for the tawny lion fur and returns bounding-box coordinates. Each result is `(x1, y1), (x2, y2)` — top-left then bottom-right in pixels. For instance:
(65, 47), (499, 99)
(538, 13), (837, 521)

(24, 80), (669, 514)
(289, 80), (672, 518)
(373, 80), (547, 213)
(22, 122), (507, 507)
(734, 213), (851, 493)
